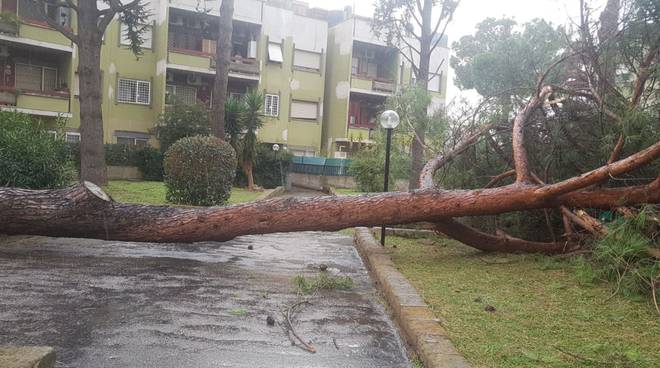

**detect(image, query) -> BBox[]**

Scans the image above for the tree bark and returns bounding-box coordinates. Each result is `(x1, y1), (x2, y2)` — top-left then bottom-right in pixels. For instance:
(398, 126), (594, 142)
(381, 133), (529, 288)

(1, 151), (658, 243)
(211, 0), (234, 138)
(77, 1), (107, 185)
(408, 0), (433, 190)
(243, 163), (255, 191)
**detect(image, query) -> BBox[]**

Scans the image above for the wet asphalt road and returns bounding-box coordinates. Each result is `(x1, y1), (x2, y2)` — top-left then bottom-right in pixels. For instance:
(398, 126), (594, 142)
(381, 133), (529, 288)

(0, 231), (411, 368)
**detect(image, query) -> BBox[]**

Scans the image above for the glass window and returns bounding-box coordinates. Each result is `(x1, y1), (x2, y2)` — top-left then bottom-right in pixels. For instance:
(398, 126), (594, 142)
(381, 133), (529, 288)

(117, 78), (150, 105)
(264, 94), (279, 117)
(65, 132), (80, 143)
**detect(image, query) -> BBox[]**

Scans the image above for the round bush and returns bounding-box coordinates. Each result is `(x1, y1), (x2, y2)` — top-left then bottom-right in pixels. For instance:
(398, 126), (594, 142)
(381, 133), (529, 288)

(0, 112), (74, 189)
(164, 135), (236, 206)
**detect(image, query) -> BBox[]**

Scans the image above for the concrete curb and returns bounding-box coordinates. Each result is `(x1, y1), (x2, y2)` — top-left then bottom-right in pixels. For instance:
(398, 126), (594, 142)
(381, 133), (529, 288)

(255, 186), (287, 201)
(353, 227), (471, 368)
(0, 346), (56, 368)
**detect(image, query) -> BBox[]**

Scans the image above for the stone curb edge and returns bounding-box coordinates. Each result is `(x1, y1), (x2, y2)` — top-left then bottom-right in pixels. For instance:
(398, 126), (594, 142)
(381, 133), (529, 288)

(353, 227), (471, 368)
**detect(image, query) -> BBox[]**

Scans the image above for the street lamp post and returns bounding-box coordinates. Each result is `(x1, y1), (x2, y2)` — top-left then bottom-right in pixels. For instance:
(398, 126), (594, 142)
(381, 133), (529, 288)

(272, 144), (285, 187)
(379, 110), (400, 246)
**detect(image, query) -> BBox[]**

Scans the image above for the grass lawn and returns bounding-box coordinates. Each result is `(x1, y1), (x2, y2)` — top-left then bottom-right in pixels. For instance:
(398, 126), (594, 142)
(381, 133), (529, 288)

(105, 180), (262, 205)
(386, 235), (660, 368)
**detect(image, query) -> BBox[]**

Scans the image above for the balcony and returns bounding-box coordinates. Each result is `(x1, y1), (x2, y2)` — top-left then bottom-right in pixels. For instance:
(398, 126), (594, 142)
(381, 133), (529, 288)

(350, 41), (397, 95)
(0, 88), (71, 117)
(168, 8), (260, 77)
(0, 0), (73, 48)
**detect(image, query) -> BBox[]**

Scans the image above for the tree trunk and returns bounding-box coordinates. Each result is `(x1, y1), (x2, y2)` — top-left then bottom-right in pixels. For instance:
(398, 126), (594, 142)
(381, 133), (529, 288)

(211, 0), (234, 138)
(0, 144), (658, 244)
(243, 162), (255, 191)
(76, 2), (107, 185)
(408, 0), (433, 190)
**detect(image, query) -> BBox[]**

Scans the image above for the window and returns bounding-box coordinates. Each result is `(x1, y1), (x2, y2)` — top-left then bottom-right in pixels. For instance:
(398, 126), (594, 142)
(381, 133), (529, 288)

(18, 0), (70, 27)
(264, 94), (279, 117)
(293, 50), (321, 71)
(116, 133), (149, 146)
(15, 64), (58, 92)
(117, 78), (151, 105)
(428, 72), (442, 92)
(166, 84), (197, 105)
(65, 132), (80, 143)
(120, 23), (153, 49)
(290, 100), (318, 120)
(267, 43), (283, 63)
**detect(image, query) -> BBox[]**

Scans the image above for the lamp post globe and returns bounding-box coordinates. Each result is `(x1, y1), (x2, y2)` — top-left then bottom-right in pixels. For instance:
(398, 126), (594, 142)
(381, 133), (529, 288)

(379, 110), (400, 129)
(272, 143), (280, 152)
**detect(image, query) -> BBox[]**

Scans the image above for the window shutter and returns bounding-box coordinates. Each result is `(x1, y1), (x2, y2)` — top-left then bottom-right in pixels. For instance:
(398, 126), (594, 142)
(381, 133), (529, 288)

(267, 43), (283, 63)
(290, 100), (318, 120)
(293, 50), (321, 70)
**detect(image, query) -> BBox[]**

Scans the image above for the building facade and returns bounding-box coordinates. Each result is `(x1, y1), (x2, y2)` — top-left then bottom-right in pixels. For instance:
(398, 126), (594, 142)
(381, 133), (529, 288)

(0, 0), (448, 158)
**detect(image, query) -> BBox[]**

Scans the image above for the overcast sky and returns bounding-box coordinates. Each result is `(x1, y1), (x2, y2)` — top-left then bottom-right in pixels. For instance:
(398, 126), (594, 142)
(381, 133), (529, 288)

(304, 0), (592, 102)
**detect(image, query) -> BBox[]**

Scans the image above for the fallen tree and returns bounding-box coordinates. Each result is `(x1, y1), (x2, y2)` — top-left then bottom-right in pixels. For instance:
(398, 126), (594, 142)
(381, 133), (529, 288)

(1, 0), (658, 253)
(0, 139), (658, 244)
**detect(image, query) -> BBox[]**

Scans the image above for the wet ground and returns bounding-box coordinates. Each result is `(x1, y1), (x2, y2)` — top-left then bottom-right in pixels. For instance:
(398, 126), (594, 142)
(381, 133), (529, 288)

(0, 231), (411, 368)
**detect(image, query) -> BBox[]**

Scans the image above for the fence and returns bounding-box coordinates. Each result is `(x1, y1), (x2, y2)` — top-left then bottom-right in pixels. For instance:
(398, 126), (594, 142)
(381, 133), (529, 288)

(290, 157), (352, 177)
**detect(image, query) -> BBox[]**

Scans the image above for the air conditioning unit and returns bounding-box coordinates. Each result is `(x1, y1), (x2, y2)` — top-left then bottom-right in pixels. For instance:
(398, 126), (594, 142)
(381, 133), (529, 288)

(187, 74), (202, 86)
(0, 45), (9, 58)
(247, 40), (258, 59)
(334, 151), (348, 159)
(166, 72), (175, 83)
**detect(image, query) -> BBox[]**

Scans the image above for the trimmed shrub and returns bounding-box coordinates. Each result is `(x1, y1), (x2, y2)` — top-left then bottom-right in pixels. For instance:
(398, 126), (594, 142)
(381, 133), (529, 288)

(0, 112), (74, 189)
(154, 102), (210, 153)
(164, 135), (236, 206)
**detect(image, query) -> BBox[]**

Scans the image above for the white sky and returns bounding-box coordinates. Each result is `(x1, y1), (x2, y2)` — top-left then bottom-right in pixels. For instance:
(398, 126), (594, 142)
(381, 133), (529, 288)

(304, 0), (591, 102)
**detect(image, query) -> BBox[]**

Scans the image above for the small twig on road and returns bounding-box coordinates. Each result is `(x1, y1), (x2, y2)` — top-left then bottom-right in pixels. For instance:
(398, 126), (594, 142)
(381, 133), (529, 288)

(333, 337), (339, 350)
(282, 300), (316, 353)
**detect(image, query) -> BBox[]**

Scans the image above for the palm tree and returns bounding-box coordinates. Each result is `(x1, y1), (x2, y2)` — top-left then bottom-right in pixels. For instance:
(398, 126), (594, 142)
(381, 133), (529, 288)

(240, 91), (264, 191)
(224, 96), (244, 152)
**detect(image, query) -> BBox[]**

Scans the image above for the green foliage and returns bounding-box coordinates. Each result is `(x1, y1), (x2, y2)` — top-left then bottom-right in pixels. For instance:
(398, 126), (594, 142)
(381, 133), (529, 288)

(117, 2), (151, 56)
(154, 102), (210, 153)
(73, 144), (163, 180)
(234, 144), (291, 189)
(224, 97), (245, 152)
(451, 18), (563, 105)
(0, 11), (20, 28)
(239, 91), (265, 169)
(163, 135), (237, 206)
(587, 207), (659, 302)
(349, 130), (411, 192)
(293, 274), (354, 295)
(133, 146), (164, 180)
(0, 112), (74, 189)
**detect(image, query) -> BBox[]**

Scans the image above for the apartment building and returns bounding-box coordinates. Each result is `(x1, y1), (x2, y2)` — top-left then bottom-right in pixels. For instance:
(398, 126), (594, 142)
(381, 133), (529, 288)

(322, 12), (448, 158)
(0, 0), (448, 158)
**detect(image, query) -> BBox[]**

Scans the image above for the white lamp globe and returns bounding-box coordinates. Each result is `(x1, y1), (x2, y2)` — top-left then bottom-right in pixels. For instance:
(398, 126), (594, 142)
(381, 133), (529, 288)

(272, 144), (280, 152)
(379, 110), (400, 129)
